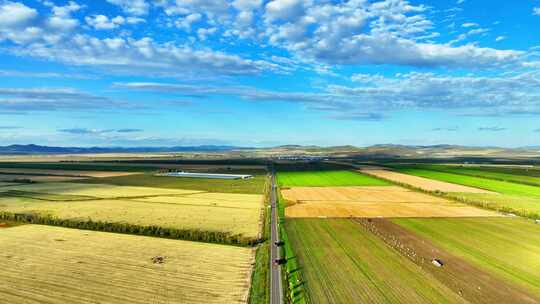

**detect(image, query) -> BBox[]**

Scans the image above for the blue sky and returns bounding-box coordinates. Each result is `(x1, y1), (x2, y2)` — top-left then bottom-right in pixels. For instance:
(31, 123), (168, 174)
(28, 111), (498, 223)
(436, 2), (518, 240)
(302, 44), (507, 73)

(0, 0), (539, 147)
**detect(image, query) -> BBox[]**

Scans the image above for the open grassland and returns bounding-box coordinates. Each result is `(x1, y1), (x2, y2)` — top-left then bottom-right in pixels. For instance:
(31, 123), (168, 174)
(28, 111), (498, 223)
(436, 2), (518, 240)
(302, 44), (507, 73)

(393, 218), (540, 299)
(79, 173), (267, 194)
(0, 225), (253, 304)
(285, 219), (466, 303)
(394, 164), (540, 187)
(360, 168), (493, 193)
(282, 186), (498, 218)
(277, 170), (389, 187)
(0, 185), (263, 240)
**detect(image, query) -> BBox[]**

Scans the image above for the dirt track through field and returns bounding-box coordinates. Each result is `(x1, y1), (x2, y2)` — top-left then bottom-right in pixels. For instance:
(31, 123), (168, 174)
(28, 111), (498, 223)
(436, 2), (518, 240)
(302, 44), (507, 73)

(360, 169), (494, 193)
(356, 218), (539, 304)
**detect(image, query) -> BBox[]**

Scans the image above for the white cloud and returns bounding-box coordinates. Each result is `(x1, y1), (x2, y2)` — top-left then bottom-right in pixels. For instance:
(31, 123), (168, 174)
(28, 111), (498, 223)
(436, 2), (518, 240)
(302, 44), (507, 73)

(495, 36), (506, 42)
(47, 1), (81, 31)
(265, 0), (306, 21)
(0, 1), (37, 27)
(106, 0), (148, 16)
(534, 7), (540, 16)
(175, 13), (202, 31)
(462, 22), (478, 28)
(85, 15), (128, 30)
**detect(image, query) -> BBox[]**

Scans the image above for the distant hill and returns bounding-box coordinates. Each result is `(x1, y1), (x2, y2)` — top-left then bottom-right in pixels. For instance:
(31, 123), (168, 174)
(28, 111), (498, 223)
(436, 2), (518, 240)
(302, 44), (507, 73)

(0, 144), (245, 155)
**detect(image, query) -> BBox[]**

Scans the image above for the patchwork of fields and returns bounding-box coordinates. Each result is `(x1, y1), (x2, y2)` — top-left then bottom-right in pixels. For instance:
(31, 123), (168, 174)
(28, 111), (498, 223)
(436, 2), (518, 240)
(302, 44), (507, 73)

(285, 219), (466, 303)
(278, 167), (540, 303)
(387, 164), (540, 218)
(0, 182), (264, 240)
(0, 225), (254, 304)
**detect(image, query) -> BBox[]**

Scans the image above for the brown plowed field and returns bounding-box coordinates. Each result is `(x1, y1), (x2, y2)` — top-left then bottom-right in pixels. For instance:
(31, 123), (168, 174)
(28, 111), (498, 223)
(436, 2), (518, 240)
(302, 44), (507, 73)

(282, 186), (500, 218)
(356, 218), (539, 304)
(360, 169), (494, 193)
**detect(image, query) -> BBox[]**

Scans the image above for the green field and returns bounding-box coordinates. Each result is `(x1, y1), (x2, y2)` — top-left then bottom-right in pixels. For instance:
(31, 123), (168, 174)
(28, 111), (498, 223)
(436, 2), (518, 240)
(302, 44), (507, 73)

(393, 217), (540, 299)
(285, 219), (465, 303)
(277, 170), (389, 187)
(394, 164), (540, 187)
(79, 172), (267, 194)
(388, 165), (540, 218)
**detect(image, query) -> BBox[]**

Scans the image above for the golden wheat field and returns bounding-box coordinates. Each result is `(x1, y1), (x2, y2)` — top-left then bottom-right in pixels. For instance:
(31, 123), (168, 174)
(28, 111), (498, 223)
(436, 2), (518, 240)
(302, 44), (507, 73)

(281, 186), (448, 203)
(0, 183), (264, 238)
(360, 169), (494, 193)
(0, 225), (253, 304)
(282, 185), (500, 218)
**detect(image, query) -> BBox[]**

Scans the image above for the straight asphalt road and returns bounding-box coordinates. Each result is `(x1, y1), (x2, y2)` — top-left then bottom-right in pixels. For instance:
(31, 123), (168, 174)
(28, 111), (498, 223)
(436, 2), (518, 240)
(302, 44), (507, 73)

(270, 171), (283, 304)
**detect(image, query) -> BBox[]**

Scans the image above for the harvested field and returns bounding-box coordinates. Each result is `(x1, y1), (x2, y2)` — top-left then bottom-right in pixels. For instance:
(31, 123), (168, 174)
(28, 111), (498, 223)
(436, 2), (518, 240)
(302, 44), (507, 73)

(285, 201), (499, 218)
(282, 186), (448, 203)
(394, 218), (540, 299)
(360, 169), (494, 193)
(359, 218), (539, 304)
(277, 170), (389, 187)
(0, 174), (87, 182)
(0, 182), (203, 198)
(0, 225), (253, 304)
(0, 192), (263, 239)
(282, 186), (499, 218)
(0, 168), (140, 178)
(285, 219), (466, 303)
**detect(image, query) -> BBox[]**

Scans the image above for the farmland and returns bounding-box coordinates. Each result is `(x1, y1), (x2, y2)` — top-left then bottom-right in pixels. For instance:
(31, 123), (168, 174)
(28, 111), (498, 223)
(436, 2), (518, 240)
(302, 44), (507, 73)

(394, 217), (540, 299)
(281, 185), (497, 218)
(285, 219), (466, 303)
(277, 170), (390, 187)
(385, 165), (540, 218)
(0, 225), (253, 304)
(0, 182), (264, 241)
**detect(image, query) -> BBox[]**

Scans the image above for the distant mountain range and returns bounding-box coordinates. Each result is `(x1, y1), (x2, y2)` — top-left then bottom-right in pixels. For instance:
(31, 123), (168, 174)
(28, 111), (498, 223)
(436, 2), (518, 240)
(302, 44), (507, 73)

(0, 144), (538, 158)
(0, 144), (245, 155)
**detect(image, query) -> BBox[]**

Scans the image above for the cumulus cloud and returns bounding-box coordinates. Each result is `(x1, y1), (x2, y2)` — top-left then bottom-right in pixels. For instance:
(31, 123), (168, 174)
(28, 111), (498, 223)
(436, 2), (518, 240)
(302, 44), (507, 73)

(0, 1), (37, 27)
(106, 0), (148, 16)
(86, 15), (125, 30)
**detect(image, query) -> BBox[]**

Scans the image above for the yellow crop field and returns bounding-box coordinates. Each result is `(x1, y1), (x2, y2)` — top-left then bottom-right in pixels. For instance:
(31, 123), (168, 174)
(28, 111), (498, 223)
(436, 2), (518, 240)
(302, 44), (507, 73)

(0, 225), (253, 304)
(281, 186), (448, 203)
(0, 182), (204, 198)
(282, 185), (500, 218)
(0, 193), (263, 239)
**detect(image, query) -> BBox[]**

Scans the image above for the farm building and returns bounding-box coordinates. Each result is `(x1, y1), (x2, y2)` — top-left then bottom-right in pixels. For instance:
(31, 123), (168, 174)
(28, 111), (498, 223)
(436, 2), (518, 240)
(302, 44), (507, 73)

(157, 171), (253, 180)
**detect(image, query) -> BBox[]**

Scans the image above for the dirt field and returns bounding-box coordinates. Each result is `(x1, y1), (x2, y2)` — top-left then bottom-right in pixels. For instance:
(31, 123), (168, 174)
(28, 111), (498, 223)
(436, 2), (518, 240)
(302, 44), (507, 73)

(0, 168), (140, 178)
(358, 218), (539, 304)
(282, 186), (448, 203)
(0, 225), (253, 304)
(360, 168), (495, 193)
